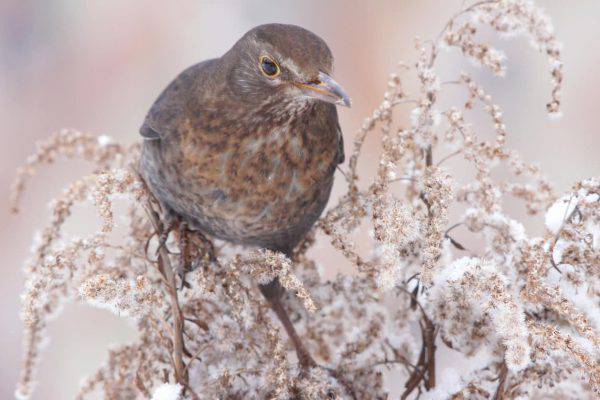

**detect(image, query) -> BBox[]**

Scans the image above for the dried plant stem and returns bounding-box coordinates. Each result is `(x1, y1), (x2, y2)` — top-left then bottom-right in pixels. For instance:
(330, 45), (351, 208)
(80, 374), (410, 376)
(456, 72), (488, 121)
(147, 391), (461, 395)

(493, 361), (509, 400)
(399, 287), (438, 398)
(430, 0), (495, 68)
(423, 316), (436, 390)
(259, 278), (316, 370)
(143, 201), (199, 400)
(162, 252), (187, 382)
(401, 343), (427, 400)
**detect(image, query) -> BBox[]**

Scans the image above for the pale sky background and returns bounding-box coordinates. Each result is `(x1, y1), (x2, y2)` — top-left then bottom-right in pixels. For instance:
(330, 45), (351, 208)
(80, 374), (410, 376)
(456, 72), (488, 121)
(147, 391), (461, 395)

(1, 1), (599, 398)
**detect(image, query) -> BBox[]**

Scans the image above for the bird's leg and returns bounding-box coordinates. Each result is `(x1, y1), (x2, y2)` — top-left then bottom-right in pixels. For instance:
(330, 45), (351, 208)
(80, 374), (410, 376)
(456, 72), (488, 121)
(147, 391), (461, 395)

(259, 278), (316, 370)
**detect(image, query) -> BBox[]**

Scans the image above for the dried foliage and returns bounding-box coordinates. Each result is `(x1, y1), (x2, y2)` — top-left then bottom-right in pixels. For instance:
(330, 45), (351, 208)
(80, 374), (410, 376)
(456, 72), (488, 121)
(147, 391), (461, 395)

(12, 1), (598, 399)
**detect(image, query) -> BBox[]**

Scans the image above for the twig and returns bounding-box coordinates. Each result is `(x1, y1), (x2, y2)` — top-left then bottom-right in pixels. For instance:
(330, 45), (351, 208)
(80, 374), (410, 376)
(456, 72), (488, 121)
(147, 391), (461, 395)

(259, 278), (316, 370)
(425, 145), (433, 167)
(445, 222), (469, 251)
(143, 200), (198, 399)
(436, 149), (462, 166)
(336, 165), (351, 182)
(389, 176), (416, 183)
(401, 343), (427, 400)
(493, 361), (508, 400)
(422, 317), (437, 390)
(397, 286), (438, 396)
(548, 194), (577, 273)
(183, 343), (211, 376)
(429, 0), (496, 68)
(391, 98), (419, 106)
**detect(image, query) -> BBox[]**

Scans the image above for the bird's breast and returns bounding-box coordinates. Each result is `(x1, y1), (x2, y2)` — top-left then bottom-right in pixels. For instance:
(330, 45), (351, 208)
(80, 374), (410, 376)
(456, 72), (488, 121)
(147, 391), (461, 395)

(198, 122), (334, 209)
(144, 103), (339, 249)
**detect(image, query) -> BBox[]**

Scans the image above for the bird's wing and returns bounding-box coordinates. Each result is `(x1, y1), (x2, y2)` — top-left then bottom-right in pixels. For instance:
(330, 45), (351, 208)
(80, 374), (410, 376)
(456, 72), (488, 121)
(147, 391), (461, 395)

(140, 79), (185, 140)
(140, 61), (211, 140)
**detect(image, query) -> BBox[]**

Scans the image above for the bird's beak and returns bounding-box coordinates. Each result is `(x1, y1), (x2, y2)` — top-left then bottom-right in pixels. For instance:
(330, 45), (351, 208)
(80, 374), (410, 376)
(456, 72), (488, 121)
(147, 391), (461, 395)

(295, 71), (351, 107)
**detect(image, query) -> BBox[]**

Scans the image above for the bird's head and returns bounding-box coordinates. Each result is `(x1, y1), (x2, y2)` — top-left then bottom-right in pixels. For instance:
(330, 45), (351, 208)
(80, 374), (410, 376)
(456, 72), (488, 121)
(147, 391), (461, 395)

(225, 23), (351, 109)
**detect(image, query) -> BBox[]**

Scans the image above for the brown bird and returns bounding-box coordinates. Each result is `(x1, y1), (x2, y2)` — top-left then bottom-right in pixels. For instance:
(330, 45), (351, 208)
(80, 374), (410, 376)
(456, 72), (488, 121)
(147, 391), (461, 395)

(139, 23), (349, 368)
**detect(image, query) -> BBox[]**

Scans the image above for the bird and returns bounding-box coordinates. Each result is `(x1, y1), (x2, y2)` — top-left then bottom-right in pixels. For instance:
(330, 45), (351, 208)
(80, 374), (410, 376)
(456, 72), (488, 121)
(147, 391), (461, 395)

(139, 23), (350, 368)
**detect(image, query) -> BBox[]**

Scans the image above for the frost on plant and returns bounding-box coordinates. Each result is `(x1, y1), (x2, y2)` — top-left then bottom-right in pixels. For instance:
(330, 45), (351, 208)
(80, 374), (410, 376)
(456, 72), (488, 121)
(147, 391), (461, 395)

(12, 1), (598, 399)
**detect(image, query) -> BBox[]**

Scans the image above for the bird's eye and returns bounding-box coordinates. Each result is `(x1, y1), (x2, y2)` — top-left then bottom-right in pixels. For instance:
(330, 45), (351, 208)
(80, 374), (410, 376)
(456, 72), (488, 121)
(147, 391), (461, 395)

(259, 56), (280, 78)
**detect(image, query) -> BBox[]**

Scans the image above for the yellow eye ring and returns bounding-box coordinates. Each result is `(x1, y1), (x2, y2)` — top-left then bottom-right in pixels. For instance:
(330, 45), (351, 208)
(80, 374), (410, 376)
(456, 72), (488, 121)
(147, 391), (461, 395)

(259, 55), (281, 78)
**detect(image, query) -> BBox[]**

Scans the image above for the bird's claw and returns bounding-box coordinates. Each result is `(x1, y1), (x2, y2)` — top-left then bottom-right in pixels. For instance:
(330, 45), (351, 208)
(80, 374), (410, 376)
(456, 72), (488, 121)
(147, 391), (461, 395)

(158, 210), (180, 249)
(175, 222), (218, 289)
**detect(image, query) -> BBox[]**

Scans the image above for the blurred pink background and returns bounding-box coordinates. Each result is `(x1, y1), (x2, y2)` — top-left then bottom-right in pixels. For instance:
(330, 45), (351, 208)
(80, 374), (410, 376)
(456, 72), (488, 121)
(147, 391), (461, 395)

(1, 1), (599, 398)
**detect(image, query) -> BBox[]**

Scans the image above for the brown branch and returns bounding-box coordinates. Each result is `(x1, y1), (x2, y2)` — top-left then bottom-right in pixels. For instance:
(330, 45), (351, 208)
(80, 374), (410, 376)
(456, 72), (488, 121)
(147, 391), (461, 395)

(548, 195), (579, 273)
(401, 343), (427, 400)
(259, 278), (316, 370)
(436, 149), (462, 166)
(261, 277), (363, 399)
(143, 200), (199, 400)
(400, 317), (438, 399)
(425, 145), (433, 167)
(493, 361), (508, 400)
(422, 317), (437, 390)
(445, 223), (469, 251)
(397, 286), (438, 397)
